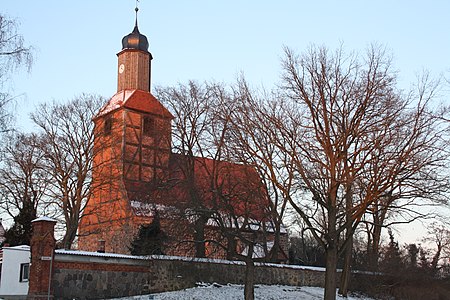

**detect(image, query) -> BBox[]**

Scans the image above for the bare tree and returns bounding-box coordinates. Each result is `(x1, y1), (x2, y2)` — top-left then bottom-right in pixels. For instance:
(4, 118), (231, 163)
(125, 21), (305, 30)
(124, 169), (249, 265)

(155, 81), (218, 258)
(362, 72), (450, 272)
(0, 133), (48, 244)
(206, 81), (289, 300)
(0, 14), (33, 132)
(207, 165), (276, 300)
(273, 45), (450, 299)
(30, 94), (104, 249)
(156, 81), (283, 300)
(243, 44), (444, 300)
(423, 222), (450, 275)
(0, 133), (47, 216)
(227, 78), (291, 263)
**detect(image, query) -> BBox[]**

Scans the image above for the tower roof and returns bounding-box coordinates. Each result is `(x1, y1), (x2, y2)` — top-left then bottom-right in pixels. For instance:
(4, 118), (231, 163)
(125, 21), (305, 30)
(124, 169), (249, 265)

(121, 7), (149, 52)
(121, 24), (149, 52)
(95, 89), (174, 120)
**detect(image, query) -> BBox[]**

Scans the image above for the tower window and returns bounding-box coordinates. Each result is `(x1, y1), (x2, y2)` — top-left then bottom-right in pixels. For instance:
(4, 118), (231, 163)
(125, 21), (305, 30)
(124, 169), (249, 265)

(143, 116), (154, 136)
(104, 116), (112, 135)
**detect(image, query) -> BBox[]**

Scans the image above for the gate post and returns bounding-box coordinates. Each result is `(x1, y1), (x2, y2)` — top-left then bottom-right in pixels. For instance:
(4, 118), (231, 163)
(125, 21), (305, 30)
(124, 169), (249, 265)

(27, 217), (57, 300)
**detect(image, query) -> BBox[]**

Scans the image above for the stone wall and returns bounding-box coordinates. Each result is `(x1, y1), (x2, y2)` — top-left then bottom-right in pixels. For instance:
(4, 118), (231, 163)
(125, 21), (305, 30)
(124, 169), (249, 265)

(50, 252), (326, 300)
(26, 218), (330, 300)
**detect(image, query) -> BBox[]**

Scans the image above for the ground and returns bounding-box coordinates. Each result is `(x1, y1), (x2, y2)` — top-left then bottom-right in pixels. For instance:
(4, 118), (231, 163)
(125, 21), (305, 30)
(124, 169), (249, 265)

(111, 283), (375, 300)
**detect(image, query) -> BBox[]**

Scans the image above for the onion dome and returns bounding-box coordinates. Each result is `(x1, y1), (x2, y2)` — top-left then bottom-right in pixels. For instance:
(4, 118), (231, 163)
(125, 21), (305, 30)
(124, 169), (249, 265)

(121, 23), (149, 52)
(121, 6), (149, 52)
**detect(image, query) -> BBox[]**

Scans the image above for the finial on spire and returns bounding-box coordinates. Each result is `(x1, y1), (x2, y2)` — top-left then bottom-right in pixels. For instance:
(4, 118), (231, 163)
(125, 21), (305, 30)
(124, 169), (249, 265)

(135, 0), (139, 27)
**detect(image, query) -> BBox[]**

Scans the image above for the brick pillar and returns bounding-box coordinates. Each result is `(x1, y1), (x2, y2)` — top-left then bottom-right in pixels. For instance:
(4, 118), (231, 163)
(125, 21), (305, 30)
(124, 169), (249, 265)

(27, 217), (57, 300)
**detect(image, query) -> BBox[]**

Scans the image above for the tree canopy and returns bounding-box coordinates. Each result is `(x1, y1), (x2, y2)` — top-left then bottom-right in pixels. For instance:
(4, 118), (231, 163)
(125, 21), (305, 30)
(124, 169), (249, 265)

(0, 14), (33, 132)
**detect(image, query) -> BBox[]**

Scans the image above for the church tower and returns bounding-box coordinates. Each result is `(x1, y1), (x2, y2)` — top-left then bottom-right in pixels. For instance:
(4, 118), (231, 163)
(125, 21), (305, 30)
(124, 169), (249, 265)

(117, 14), (152, 93)
(78, 8), (173, 253)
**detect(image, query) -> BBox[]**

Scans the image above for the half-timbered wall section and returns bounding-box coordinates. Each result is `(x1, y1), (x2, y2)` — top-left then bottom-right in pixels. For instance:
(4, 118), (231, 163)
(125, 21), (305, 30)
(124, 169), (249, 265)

(123, 109), (171, 182)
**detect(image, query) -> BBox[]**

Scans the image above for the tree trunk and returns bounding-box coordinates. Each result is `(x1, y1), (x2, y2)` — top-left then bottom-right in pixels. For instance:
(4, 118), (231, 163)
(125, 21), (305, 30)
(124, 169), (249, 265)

(269, 225), (281, 262)
(324, 245), (338, 300)
(244, 244), (255, 300)
(227, 236), (236, 260)
(338, 234), (353, 296)
(193, 216), (206, 258)
(339, 184), (353, 296)
(431, 242), (442, 274)
(368, 219), (383, 271)
(62, 217), (78, 249)
(324, 202), (338, 300)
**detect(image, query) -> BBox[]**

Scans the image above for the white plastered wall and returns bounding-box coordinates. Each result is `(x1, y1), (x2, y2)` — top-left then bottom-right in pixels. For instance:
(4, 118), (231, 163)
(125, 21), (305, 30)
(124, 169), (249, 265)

(0, 245), (30, 296)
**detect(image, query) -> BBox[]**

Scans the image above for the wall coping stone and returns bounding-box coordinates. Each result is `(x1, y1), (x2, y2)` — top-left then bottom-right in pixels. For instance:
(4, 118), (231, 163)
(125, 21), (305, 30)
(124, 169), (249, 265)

(55, 250), (150, 266)
(54, 249), (326, 272)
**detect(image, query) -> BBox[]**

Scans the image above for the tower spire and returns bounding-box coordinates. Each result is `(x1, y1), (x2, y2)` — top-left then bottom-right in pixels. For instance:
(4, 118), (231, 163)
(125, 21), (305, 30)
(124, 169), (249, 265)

(135, 0), (139, 27)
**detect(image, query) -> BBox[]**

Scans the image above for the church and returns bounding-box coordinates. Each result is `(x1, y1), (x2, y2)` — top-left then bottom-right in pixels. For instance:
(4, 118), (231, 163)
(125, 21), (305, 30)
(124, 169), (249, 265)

(78, 11), (288, 261)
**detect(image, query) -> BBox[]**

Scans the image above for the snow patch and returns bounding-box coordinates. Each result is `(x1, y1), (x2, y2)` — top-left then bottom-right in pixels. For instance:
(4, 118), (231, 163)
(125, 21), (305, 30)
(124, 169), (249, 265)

(96, 90), (135, 117)
(2, 245), (30, 251)
(32, 216), (57, 223)
(108, 283), (374, 300)
(55, 249), (150, 260)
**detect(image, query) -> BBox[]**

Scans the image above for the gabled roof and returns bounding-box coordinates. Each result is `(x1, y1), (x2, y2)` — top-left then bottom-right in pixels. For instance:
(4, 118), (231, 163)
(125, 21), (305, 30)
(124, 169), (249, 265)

(125, 153), (271, 220)
(95, 89), (174, 119)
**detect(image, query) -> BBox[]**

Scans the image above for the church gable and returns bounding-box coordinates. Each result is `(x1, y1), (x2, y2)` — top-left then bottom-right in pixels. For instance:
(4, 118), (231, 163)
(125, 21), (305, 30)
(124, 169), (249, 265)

(124, 90), (173, 119)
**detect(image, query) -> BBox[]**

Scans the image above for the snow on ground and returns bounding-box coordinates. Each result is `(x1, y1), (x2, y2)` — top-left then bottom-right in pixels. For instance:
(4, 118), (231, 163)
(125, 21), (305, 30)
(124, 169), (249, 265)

(111, 283), (375, 300)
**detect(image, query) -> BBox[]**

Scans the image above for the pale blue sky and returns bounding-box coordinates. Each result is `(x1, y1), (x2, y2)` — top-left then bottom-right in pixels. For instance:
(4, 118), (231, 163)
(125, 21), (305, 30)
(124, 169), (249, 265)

(3, 1), (450, 242)
(4, 1), (450, 131)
